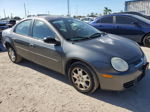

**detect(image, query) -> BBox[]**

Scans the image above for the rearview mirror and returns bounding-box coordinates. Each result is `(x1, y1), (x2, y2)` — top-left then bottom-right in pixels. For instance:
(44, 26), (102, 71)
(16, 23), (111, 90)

(43, 37), (60, 45)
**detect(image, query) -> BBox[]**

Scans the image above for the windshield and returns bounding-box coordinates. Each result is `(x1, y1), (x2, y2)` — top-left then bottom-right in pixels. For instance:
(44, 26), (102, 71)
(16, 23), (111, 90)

(50, 18), (101, 41)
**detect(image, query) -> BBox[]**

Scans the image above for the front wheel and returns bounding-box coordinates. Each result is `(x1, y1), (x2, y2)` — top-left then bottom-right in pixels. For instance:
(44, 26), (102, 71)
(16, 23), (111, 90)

(143, 35), (150, 47)
(68, 62), (99, 93)
(8, 47), (23, 63)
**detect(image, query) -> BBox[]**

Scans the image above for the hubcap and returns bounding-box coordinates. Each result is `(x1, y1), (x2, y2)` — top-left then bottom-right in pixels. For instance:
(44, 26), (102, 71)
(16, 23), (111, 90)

(8, 48), (16, 62)
(71, 67), (91, 91)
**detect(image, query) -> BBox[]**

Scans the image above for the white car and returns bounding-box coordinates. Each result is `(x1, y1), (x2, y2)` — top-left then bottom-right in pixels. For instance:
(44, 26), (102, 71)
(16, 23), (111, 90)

(81, 17), (94, 23)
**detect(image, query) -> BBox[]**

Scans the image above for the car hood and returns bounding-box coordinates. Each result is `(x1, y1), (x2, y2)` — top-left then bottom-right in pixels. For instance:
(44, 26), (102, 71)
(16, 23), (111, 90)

(76, 34), (143, 64)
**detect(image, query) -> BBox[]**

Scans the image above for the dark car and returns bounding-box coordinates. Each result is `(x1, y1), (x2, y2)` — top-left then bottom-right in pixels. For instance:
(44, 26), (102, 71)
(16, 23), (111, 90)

(7, 19), (16, 28)
(115, 12), (150, 20)
(0, 21), (9, 40)
(90, 14), (150, 47)
(0, 20), (16, 41)
(2, 16), (149, 93)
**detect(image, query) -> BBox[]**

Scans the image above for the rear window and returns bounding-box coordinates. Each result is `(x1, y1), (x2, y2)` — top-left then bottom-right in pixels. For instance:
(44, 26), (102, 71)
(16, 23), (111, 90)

(116, 16), (135, 24)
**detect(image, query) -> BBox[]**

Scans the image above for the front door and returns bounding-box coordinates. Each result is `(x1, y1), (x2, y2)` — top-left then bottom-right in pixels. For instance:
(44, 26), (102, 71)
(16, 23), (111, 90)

(28, 19), (62, 73)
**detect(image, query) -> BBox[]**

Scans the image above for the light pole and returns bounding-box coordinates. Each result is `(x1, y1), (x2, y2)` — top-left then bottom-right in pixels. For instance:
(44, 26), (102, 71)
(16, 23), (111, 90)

(24, 3), (27, 18)
(11, 13), (13, 19)
(3, 9), (6, 18)
(67, 0), (70, 16)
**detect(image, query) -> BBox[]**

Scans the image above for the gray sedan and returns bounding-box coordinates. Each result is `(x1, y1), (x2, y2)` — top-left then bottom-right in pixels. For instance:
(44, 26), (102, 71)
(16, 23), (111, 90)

(2, 16), (149, 93)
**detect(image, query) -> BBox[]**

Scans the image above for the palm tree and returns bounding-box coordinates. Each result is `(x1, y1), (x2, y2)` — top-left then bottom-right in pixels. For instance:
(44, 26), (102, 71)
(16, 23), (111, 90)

(103, 7), (112, 15)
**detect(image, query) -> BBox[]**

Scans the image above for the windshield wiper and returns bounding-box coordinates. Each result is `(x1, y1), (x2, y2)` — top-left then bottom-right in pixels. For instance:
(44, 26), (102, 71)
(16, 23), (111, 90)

(89, 33), (101, 38)
(67, 33), (102, 42)
(68, 37), (90, 42)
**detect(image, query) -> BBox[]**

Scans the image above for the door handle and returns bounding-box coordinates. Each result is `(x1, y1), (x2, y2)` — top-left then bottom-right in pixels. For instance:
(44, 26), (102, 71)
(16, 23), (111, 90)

(98, 25), (103, 27)
(116, 26), (120, 29)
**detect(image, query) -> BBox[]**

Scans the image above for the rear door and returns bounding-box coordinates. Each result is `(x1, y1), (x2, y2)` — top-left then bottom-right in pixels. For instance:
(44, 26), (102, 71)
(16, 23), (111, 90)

(12, 19), (32, 59)
(114, 15), (144, 42)
(28, 19), (62, 72)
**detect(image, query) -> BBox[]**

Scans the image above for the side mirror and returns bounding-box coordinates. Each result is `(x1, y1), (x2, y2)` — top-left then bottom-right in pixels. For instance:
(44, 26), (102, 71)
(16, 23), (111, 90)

(43, 37), (60, 45)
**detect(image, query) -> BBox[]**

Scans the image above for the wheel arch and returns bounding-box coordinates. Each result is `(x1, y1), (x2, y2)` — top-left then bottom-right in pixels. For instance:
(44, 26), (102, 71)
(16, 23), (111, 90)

(65, 58), (100, 92)
(4, 42), (14, 49)
(65, 58), (95, 76)
(3, 36), (15, 49)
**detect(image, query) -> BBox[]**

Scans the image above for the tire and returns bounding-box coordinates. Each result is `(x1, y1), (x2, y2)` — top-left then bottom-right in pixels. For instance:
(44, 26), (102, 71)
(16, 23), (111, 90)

(68, 62), (99, 94)
(7, 47), (23, 63)
(143, 34), (150, 47)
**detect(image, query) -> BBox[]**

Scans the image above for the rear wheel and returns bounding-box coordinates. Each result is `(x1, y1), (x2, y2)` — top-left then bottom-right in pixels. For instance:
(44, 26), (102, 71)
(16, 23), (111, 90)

(143, 35), (150, 47)
(68, 62), (99, 93)
(8, 47), (23, 63)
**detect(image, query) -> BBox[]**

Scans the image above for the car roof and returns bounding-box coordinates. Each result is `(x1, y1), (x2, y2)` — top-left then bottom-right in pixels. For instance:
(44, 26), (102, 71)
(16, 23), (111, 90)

(96, 13), (139, 20)
(27, 16), (70, 21)
(104, 13), (135, 17)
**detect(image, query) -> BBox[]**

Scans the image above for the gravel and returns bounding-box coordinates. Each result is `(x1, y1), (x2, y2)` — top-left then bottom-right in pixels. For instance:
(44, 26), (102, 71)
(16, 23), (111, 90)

(0, 47), (150, 112)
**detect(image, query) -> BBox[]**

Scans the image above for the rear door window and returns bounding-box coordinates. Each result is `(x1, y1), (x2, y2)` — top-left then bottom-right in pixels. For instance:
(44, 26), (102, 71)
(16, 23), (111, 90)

(14, 19), (32, 36)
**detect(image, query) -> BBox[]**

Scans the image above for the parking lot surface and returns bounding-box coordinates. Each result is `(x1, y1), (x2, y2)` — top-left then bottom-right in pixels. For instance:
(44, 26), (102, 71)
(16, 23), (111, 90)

(0, 47), (150, 112)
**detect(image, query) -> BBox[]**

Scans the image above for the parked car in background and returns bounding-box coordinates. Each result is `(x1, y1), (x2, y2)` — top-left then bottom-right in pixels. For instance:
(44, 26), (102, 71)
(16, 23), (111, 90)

(90, 13), (150, 47)
(0, 19), (16, 41)
(81, 17), (94, 23)
(0, 21), (9, 40)
(7, 19), (16, 28)
(2, 16), (149, 93)
(115, 11), (150, 20)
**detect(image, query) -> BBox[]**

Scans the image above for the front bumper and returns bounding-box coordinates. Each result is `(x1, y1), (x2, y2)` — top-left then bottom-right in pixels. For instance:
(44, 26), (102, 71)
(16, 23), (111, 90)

(98, 62), (149, 91)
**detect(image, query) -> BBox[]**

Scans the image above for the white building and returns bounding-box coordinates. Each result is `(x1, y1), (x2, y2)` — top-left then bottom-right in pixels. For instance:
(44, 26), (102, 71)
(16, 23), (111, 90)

(125, 0), (150, 15)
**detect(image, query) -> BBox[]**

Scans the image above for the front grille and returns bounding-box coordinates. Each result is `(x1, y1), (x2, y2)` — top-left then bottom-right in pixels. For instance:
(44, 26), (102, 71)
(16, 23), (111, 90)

(123, 80), (135, 88)
(124, 62), (148, 89)
(123, 72), (145, 89)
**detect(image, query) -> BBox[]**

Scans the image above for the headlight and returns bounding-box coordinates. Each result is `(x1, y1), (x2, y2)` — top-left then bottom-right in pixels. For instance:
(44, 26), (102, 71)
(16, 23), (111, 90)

(111, 57), (129, 72)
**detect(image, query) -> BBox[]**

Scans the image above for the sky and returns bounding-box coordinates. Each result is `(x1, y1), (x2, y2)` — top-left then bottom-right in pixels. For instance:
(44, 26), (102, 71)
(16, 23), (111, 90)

(0, 0), (128, 18)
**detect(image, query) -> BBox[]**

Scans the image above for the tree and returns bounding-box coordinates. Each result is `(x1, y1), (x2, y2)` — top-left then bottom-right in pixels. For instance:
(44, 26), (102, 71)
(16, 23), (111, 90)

(13, 16), (21, 20)
(88, 12), (98, 17)
(103, 7), (112, 15)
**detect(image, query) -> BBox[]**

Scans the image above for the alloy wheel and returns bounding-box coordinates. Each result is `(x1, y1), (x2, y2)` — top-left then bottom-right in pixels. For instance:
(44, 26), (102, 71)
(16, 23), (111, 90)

(71, 67), (91, 91)
(8, 48), (16, 62)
